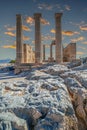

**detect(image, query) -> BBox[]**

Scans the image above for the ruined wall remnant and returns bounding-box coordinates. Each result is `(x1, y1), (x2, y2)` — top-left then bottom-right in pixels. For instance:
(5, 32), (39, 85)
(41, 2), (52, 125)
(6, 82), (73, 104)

(23, 44), (35, 63)
(63, 43), (76, 62)
(48, 41), (76, 63)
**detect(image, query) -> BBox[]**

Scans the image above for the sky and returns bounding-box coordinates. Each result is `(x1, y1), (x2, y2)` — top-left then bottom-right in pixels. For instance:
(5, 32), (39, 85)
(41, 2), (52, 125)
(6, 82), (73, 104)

(0, 0), (87, 60)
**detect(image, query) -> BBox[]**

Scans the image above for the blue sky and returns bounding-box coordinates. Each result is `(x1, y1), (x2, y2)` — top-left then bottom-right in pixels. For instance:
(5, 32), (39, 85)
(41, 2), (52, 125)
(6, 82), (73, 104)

(0, 0), (87, 60)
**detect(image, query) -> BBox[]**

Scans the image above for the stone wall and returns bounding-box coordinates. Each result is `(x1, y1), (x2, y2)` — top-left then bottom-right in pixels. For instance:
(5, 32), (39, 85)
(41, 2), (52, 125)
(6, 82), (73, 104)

(63, 43), (76, 62)
(23, 44), (35, 63)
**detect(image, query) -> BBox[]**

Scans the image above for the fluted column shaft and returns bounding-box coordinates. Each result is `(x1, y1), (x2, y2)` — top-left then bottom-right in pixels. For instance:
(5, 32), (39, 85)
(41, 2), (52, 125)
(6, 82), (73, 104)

(43, 44), (45, 61)
(34, 13), (42, 63)
(16, 14), (23, 64)
(55, 13), (63, 63)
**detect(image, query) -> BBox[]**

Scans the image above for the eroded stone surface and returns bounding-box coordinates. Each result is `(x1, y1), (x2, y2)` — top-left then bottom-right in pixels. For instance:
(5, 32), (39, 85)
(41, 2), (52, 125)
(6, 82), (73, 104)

(0, 64), (87, 130)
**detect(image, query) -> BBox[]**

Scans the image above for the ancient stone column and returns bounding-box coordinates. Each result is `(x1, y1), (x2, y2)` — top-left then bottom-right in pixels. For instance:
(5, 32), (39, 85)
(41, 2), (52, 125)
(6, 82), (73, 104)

(43, 44), (45, 61)
(50, 44), (52, 59)
(23, 43), (27, 63)
(16, 14), (23, 64)
(55, 13), (63, 63)
(34, 13), (42, 63)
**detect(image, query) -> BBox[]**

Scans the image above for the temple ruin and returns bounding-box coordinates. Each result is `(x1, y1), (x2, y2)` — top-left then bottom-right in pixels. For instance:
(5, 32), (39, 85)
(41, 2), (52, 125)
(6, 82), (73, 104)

(15, 13), (76, 73)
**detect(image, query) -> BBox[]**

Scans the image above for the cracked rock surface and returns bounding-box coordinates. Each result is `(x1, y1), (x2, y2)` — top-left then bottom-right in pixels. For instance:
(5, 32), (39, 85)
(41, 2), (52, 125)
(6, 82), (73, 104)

(0, 64), (87, 130)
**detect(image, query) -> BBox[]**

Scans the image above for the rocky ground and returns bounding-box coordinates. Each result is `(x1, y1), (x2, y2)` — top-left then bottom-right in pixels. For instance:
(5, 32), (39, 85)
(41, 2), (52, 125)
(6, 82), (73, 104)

(0, 63), (87, 130)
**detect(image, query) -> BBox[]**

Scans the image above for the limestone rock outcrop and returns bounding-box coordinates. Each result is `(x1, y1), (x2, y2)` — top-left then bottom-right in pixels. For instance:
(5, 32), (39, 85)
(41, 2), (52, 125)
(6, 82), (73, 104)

(0, 64), (87, 130)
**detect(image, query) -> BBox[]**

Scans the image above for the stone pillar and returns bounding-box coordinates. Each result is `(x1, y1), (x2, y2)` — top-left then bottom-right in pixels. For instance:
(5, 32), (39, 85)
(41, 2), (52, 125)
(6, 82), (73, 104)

(50, 44), (52, 58)
(23, 44), (27, 63)
(55, 13), (63, 63)
(43, 44), (45, 61)
(34, 13), (42, 63)
(16, 14), (23, 64)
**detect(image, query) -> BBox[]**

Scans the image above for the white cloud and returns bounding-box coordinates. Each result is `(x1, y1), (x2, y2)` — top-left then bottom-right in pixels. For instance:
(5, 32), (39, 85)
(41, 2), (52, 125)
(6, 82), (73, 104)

(26, 17), (34, 25)
(83, 41), (87, 44)
(2, 45), (16, 49)
(4, 32), (16, 37)
(22, 25), (31, 31)
(41, 18), (50, 25)
(23, 36), (30, 41)
(80, 25), (87, 31)
(38, 3), (53, 10)
(7, 27), (16, 31)
(42, 34), (55, 41)
(71, 36), (85, 42)
(79, 46), (86, 50)
(62, 31), (80, 36)
(65, 5), (71, 11)
(50, 29), (80, 36)
(77, 51), (84, 55)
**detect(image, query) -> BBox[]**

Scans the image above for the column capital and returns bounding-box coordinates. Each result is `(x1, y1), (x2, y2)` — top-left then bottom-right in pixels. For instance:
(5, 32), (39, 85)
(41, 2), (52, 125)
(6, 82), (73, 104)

(34, 13), (42, 18)
(55, 13), (63, 18)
